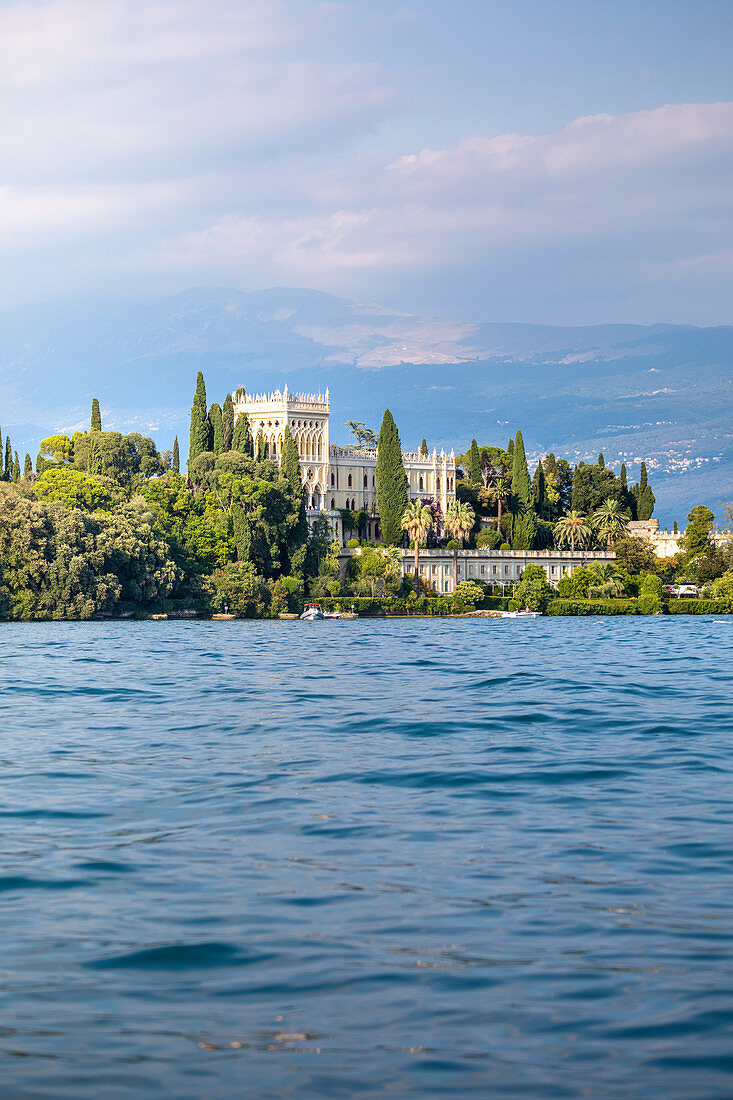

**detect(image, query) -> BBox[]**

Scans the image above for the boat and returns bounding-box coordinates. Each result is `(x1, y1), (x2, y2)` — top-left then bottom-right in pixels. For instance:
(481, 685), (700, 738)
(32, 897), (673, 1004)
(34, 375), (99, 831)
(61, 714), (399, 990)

(300, 603), (325, 621)
(497, 609), (542, 618)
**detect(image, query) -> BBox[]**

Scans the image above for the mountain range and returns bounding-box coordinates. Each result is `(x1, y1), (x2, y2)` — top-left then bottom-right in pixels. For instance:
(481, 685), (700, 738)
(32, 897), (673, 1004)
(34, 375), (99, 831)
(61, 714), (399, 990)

(1, 286), (731, 524)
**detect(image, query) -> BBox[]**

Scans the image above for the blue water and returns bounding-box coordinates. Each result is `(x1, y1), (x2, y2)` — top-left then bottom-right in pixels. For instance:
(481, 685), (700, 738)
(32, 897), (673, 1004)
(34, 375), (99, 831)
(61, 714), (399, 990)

(1, 618), (732, 1099)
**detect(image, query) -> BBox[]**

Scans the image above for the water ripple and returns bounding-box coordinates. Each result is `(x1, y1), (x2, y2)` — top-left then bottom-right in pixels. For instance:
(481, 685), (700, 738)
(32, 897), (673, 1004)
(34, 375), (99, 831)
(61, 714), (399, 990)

(0, 617), (731, 1099)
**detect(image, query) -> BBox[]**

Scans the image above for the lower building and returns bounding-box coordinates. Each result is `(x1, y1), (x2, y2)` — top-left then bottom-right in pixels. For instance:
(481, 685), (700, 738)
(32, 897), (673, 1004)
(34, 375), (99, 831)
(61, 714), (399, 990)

(340, 547), (616, 594)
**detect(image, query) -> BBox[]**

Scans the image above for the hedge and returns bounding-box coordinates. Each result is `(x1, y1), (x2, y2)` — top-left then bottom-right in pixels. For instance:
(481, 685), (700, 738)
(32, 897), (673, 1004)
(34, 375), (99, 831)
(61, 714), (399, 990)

(666, 598), (733, 614)
(317, 595), (512, 617)
(547, 599), (640, 616)
(548, 598), (733, 616)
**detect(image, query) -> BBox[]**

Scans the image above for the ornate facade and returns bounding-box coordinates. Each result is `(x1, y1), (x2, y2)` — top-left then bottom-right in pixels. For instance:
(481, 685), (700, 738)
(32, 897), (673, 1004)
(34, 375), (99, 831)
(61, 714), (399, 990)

(232, 386), (456, 542)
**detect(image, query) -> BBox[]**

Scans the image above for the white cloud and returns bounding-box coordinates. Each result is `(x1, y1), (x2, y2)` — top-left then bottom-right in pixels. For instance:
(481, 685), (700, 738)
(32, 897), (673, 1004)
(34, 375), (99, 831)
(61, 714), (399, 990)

(0, 0), (731, 322)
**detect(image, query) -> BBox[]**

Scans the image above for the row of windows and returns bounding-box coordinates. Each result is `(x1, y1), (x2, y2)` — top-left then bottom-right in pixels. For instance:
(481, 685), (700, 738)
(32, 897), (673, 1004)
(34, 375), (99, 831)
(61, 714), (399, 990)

(332, 472), (376, 489)
(422, 563), (570, 579)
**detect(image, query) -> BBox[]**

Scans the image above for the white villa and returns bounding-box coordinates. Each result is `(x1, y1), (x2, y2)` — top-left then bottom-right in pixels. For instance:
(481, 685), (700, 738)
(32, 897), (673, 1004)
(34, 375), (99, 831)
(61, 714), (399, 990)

(233, 385), (456, 543)
(231, 383), (622, 589)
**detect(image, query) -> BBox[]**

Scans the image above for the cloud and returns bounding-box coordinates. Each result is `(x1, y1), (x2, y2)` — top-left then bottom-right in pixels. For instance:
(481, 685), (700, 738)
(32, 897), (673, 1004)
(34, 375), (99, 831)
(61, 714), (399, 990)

(142, 102), (733, 287)
(0, 0), (731, 322)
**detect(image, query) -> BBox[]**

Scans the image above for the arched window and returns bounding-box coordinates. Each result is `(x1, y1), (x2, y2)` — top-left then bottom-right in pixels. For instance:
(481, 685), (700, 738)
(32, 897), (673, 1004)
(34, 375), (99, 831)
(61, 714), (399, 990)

(348, 473), (352, 487)
(363, 474), (368, 488)
(331, 472), (335, 486)
(330, 497), (335, 511)
(419, 476), (424, 491)
(372, 475), (375, 487)
(437, 478), (441, 492)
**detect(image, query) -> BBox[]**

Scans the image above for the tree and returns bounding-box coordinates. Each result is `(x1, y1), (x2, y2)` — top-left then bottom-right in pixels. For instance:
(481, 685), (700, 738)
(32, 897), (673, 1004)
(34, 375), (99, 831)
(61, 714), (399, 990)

(91, 397), (101, 432)
(557, 565), (598, 599)
(5, 436), (12, 480)
(231, 413), (251, 455)
(38, 434), (73, 466)
(637, 461), (655, 520)
(515, 564), (553, 612)
(172, 436), (180, 475)
(23, 453), (32, 478)
(281, 426), (308, 575)
(222, 393), (234, 452)
(209, 403), (224, 455)
(553, 511), (592, 551)
(613, 537), (657, 576)
(510, 430), (537, 549)
(420, 438), (429, 457)
(401, 501), (434, 595)
(375, 409), (409, 545)
(681, 505), (715, 559)
(12, 452), (20, 483)
(444, 500), (475, 591)
(483, 474), (511, 532)
(593, 497), (631, 548)
(34, 467), (114, 511)
(469, 439), (482, 486)
(542, 453), (573, 516)
(344, 421), (367, 447)
(532, 460), (546, 516)
(188, 372), (211, 467)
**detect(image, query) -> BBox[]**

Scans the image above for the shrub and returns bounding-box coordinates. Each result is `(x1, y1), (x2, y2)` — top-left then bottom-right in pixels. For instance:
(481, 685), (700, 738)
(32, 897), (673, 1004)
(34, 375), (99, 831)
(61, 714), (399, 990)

(347, 538), (360, 548)
(547, 599), (639, 616)
(637, 594), (662, 615)
(500, 542), (511, 550)
(666, 598), (733, 614)
(475, 528), (502, 550)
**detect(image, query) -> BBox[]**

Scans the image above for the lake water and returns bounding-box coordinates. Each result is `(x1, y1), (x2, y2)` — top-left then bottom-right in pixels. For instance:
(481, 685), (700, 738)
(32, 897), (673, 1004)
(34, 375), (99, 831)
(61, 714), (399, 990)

(1, 617), (732, 1099)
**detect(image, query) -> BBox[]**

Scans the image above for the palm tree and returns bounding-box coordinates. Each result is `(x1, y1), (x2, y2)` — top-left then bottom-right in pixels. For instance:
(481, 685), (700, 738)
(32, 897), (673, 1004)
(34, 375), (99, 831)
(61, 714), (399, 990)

(482, 475), (511, 534)
(444, 500), (476, 591)
(593, 497), (631, 548)
(401, 502), (434, 595)
(588, 562), (626, 595)
(553, 510), (592, 551)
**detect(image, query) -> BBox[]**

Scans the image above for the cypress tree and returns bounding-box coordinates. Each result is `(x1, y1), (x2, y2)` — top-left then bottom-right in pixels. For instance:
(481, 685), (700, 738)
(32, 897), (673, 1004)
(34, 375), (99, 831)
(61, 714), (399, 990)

(638, 460), (655, 521)
(256, 434), (268, 461)
(12, 451), (20, 482)
(469, 438), (482, 485)
(281, 426), (308, 573)
(532, 460), (546, 515)
(87, 436), (100, 476)
(232, 502), (252, 562)
(222, 394), (234, 451)
(620, 463), (627, 489)
(598, 452), (605, 468)
(420, 438), (428, 457)
(507, 438), (514, 456)
(172, 436), (180, 474)
(673, 520), (678, 535)
(188, 371), (211, 467)
(510, 430), (537, 550)
(209, 402), (224, 454)
(232, 413), (251, 455)
(24, 453), (32, 477)
(91, 397), (101, 432)
(375, 408), (409, 545)
(5, 437), (12, 480)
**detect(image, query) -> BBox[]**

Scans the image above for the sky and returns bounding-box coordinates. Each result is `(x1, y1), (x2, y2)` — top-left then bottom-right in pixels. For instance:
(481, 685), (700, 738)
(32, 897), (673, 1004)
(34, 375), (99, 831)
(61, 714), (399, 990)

(1, 0), (733, 324)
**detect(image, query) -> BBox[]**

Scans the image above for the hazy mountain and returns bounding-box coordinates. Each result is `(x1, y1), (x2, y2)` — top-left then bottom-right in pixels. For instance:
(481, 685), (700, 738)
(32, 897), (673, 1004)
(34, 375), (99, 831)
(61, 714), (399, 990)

(1, 286), (731, 524)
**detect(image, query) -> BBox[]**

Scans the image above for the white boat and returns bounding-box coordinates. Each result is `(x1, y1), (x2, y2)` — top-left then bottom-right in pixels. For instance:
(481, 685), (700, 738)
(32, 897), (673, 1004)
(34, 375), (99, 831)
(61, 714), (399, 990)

(497, 609), (542, 618)
(300, 604), (325, 621)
